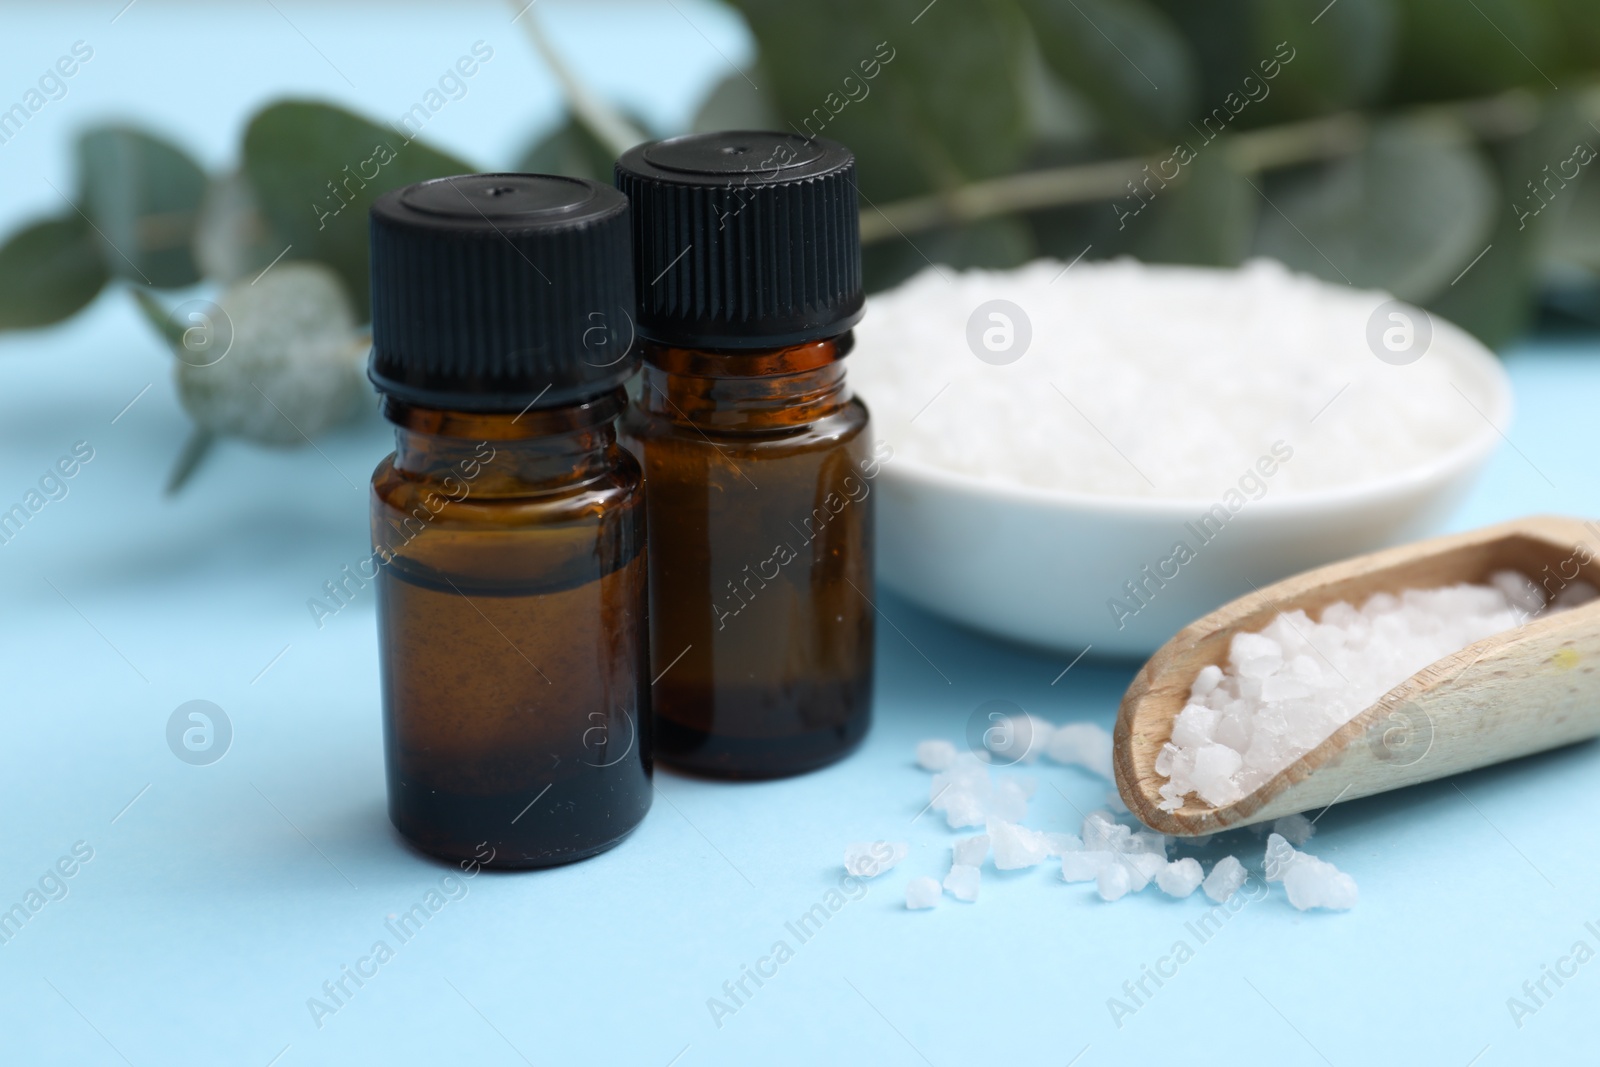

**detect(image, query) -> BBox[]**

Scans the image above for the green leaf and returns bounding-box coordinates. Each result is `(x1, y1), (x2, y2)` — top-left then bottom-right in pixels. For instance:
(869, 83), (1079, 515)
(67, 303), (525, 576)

(243, 100), (474, 320)
(729, 0), (1032, 200)
(0, 214), (109, 331)
(1251, 117), (1496, 301)
(514, 112), (629, 183)
(1152, 0), (1397, 126)
(1019, 0), (1198, 150)
(863, 217), (1035, 293)
(691, 68), (780, 133)
(1130, 142), (1256, 265)
(1546, 0), (1600, 72)
(1249, 0), (1396, 119)
(1388, 0), (1560, 102)
(1430, 93), (1599, 346)
(76, 126), (208, 288)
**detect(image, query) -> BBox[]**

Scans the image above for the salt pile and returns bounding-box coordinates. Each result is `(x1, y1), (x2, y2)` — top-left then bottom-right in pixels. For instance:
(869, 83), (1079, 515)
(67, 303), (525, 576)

(1157, 572), (1598, 810)
(852, 258), (1495, 498)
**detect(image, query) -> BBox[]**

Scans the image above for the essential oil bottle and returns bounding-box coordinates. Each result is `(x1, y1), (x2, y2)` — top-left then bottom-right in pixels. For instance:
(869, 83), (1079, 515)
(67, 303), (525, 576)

(367, 174), (650, 867)
(615, 132), (876, 779)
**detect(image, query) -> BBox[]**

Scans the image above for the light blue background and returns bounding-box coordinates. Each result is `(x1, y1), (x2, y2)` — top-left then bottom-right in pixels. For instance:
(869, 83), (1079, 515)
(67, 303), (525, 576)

(2, 4), (1596, 1065)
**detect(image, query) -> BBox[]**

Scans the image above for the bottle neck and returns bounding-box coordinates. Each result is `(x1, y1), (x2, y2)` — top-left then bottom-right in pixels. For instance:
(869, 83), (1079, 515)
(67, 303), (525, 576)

(383, 389), (625, 496)
(637, 334), (853, 432)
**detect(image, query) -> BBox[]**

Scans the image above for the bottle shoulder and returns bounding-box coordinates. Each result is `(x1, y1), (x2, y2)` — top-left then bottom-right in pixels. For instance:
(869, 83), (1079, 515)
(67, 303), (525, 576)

(371, 447), (644, 527)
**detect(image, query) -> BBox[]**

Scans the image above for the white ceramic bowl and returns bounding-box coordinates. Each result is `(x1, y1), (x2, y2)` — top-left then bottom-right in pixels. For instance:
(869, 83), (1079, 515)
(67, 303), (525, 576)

(872, 320), (1513, 658)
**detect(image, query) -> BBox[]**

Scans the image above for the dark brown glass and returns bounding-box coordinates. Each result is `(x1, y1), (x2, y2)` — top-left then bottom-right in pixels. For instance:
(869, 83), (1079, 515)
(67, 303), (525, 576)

(371, 390), (650, 867)
(621, 337), (876, 779)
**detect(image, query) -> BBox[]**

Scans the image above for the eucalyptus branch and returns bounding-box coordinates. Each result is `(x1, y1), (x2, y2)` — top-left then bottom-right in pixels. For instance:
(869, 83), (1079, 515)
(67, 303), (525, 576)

(857, 89), (1562, 245)
(507, 0), (645, 157)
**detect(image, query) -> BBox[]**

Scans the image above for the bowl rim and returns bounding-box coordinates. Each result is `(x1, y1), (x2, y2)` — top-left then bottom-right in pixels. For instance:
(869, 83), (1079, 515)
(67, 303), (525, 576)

(873, 316), (1513, 518)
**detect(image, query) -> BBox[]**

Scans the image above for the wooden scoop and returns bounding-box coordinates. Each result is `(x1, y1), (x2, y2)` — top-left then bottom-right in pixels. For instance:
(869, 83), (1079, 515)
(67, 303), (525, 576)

(1114, 515), (1600, 836)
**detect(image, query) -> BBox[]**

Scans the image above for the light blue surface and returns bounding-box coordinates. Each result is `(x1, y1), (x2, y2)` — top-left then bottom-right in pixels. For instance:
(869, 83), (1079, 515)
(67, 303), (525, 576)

(4, 5), (1600, 1066)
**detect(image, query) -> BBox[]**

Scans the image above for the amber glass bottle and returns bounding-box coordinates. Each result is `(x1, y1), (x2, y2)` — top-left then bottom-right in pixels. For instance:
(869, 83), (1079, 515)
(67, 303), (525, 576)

(368, 174), (650, 867)
(616, 132), (875, 779)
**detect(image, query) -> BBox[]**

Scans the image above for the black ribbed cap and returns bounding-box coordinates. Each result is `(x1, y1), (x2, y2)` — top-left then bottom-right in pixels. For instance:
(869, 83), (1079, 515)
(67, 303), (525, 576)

(369, 173), (637, 412)
(615, 132), (863, 350)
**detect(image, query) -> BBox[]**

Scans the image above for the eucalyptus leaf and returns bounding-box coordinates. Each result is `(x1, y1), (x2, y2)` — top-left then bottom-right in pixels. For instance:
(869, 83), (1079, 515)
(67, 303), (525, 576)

(0, 214), (109, 331)
(1388, 0), (1560, 101)
(1248, 0), (1396, 119)
(1151, 0), (1396, 127)
(1130, 142), (1256, 266)
(691, 68), (779, 133)
(1251, 118), (1496, 301)
(243, 100), (474, 320)
(175, 262), (369, 445)
(730, 0), (1032, 200)
(1547, 0), (1600, 73)
(193, 171), (281, 285)
(514, 112), (630, 182)
(1020, 0), (1198, 149)
(76, 126), (208, 288)
(1430, 93), (1599, 345)
(863, 217), (1035, 293)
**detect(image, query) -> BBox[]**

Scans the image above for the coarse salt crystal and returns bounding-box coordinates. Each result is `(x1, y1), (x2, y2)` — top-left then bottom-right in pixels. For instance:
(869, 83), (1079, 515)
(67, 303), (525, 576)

(915, 739), (957, 771)
(1202, 856), (1248, 903)
(953, 834), (990, 867)
(906, 877), (942, 909)
(1282, 855), (1358, 911)
(989, 820), (1052, 869)
(1045, 723), (1114, 780)
(943, 864), (980, 902)
(1061, 851), (1115, 883)
(1272, 813), (1315, 846)
(844, 841), (909, 878)
(1156, 857), (1205, 898)
(1097, 863), (1133, 902)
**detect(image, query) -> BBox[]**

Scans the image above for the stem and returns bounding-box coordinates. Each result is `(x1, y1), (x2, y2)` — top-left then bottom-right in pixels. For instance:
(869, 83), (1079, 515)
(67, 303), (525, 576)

(166, 426), (215, 495)
(507, 0), (644, 157)
(858, 88), (1558, 244)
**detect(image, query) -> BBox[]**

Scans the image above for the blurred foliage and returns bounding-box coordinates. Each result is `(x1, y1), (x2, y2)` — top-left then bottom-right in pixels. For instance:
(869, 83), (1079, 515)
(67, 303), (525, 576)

(2, 0), (1599, 486)
(687, 0), (1600, 343)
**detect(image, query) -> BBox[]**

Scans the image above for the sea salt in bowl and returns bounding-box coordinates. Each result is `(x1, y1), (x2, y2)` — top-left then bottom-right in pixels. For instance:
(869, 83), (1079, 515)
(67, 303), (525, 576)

(850, 259), (1512, 657)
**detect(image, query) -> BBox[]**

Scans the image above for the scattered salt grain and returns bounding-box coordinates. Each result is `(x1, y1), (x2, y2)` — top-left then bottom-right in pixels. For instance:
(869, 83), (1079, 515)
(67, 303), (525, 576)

(953, 834), (990, 867)
(1044, 832), (1082, 857)
(943, 864), (981, 902)
(991, 778), (1032, 823)
(1264, 834), (1358, 910)
(1157, 857), (1204, 898)
(906, 877), (942, 909)
(1272, 813), (1315, 847)
(1123, 852), (1168, 892)
(1157, 573), (1591, 812)
(1045, 723), (1114, 780)
(1096, 863), (1132, 902)
(1282, 856), (1359, 911)
(1263, 833), (1298, 882)
(989, 820), (1052, 869)
(1202, 856), (1248, 903)
(984, 712), (1054, 764)
(1061, 851), (1114, 883)
(915, 739), (957, 771)
(930, 754), (994, 829)
(844, 841), (909, 878)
